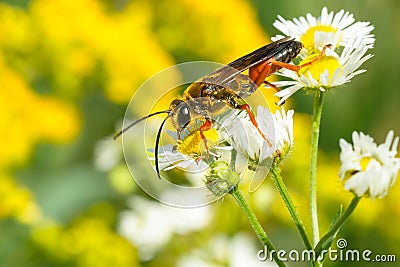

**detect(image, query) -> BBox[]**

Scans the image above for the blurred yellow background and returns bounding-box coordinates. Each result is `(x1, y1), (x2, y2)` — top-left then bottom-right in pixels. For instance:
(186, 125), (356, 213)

(1, 0), (399, 266)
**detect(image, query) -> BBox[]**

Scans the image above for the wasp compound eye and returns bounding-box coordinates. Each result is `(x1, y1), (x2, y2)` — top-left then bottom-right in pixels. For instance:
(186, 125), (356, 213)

(177, 102), (191, 129)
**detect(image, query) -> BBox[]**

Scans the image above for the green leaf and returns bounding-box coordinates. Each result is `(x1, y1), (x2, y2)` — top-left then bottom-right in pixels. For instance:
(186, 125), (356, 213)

(328, 205), (344, 231)
(314, 205), (343, 259)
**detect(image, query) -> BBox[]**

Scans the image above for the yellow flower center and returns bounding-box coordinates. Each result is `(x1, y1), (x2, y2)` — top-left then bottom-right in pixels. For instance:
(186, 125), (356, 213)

(300, 25), (339, 52)
(177, 128), (219, 156)
(344, 156), (382, 182)
(360, 157), (382, 171)
(360, 157), (372, 172)
(299, 54), (342, 88)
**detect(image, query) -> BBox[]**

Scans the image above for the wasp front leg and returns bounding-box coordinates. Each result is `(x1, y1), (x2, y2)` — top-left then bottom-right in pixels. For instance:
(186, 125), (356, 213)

(199, 118), (212, 155)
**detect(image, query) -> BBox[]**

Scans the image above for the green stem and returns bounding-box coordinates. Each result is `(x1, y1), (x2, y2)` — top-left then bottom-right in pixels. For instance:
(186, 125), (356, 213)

(315, 196), (361, 256)
(230, 187), (286, 267)
(310, 91), (324, 246)
(270, 166), (313, 251)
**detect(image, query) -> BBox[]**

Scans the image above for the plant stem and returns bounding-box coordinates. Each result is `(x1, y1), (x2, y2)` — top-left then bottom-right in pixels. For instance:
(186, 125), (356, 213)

(230, 187), (286, 267)
(270, 166), (313, 251)
(310, 91), (324, 246)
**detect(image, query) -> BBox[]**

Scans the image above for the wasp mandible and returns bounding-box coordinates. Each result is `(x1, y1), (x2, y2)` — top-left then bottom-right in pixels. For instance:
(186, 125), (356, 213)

(114, 37), (331, 178)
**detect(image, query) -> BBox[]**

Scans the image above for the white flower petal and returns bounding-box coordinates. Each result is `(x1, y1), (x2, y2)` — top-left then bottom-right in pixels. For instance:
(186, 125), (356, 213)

(274, 84), (303, 105)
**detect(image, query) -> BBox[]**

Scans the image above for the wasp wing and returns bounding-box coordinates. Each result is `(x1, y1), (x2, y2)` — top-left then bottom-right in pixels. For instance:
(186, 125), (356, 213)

(208, 36), (294, 87)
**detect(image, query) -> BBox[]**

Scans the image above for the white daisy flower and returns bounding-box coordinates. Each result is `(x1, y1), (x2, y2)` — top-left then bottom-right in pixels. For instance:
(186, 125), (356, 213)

(220, 106), (275, 165)
(94, 137), (122, 171)
(153, 144), (209, 172)
(270, 7), (374, 105)
(118, 196), (211, 260)
(218, 105), (295, 192)
(220, 106), (294, 163)
(339, 130), (400, 199)
(150, 127), (223, 175)
(151, 119), (243, 196)
(177, 233), (274, 267)
(272, 7), (375, 52)
(150, 120), (241, 188)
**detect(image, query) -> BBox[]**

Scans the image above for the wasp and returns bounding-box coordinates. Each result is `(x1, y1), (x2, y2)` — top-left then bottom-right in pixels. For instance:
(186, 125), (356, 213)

(114, 37), (331, 178)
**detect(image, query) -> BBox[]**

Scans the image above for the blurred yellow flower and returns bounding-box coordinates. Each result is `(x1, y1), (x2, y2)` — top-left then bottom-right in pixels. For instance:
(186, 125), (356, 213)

(0, 55), (80, 169)
(180, 0), (268, 62)
(32, 217), (139, 267)
(30, 0), (174, 103)
(0, 174), (41, 224)
(0, 2), (83, 225)
(0, 54), (78, 224)
(1, 0), (271, 104)
(103, 1), (176, 103)
(0, 3), (36, 51)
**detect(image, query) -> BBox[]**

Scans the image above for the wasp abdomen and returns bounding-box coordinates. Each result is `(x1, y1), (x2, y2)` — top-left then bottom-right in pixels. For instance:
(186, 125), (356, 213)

(274, 40), (303, 63)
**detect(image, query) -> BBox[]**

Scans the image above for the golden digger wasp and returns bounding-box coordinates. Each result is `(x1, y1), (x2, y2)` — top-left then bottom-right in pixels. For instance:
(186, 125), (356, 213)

(114, 37), (331, 178)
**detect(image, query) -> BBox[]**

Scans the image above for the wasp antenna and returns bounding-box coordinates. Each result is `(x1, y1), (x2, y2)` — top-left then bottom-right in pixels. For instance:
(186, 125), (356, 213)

(113, 110), (170, 140)
(155, 114), (171, 179)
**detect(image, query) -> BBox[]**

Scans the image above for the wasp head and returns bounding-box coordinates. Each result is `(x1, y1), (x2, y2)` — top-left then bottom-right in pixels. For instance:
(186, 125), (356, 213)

(169, 99), (192, 132)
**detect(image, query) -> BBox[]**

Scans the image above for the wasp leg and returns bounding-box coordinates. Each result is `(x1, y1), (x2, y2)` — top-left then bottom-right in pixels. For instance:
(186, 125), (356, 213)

(264, 44), (332, 74)
(238, 104), (272, 147)
(296, 44), (332, 70)
(212, 87), (272, 146)
(262, 80), (285, 105)
(250, 44), (332, 87)
(249, 61), (276, 87)
(264, 80), (280, 91)
(199, 118), (212, 155)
